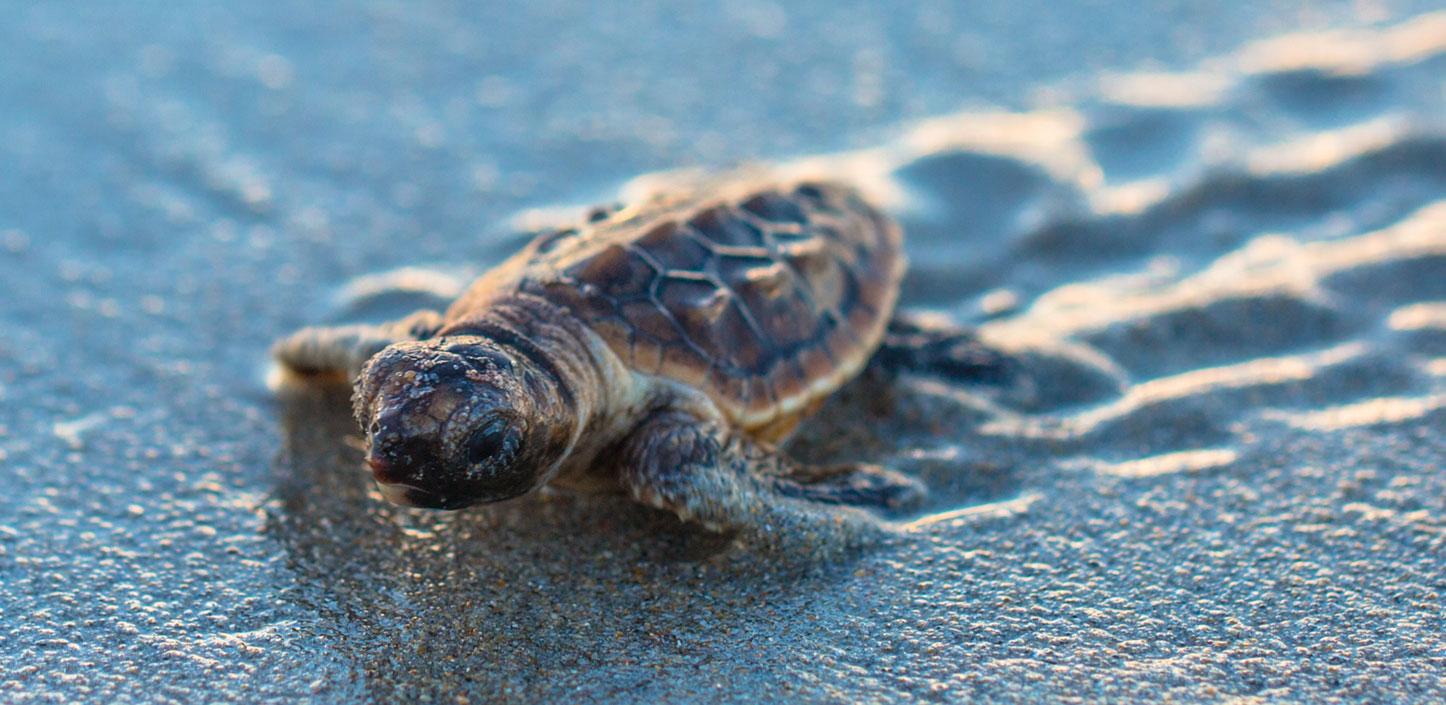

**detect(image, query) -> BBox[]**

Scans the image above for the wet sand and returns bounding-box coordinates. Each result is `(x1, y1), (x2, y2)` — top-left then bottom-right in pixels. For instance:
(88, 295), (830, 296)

(2, 4), (1444, 704)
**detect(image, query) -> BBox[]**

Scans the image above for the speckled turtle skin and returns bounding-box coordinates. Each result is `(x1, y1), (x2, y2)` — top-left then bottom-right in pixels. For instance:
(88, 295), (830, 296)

(274, 178), (990, 531)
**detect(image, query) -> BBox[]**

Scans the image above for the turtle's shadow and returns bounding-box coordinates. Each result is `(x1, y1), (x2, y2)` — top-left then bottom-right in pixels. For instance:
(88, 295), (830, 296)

(790, 368), (1028, 521)
(267, 386), (866, 699)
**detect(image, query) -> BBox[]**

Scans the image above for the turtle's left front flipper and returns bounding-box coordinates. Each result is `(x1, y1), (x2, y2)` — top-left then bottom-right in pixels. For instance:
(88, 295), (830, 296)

(617, 410), (925, 533)
(272, 309), (443, 382)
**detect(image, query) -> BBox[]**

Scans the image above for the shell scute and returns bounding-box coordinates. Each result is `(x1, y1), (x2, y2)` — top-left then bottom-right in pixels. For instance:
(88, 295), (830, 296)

(535, 279), (615, 322)
(740, 192), (809, 226)
(619, 299), (684, 345)
(771, 358), (809, 403)
(657, 276), (770, 373)
(718, 256), (793, 300)
(717, 256), (816, 352)
(564, 243), (658, 302)
(629, 338), (666, 375)
(636, 221), (714, 273)
(659, 343), (711, 386)
(689, 206), (768, 249)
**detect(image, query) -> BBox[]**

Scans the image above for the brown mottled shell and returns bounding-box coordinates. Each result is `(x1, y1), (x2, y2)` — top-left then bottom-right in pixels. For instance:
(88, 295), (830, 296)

(490, 180), (902, 431)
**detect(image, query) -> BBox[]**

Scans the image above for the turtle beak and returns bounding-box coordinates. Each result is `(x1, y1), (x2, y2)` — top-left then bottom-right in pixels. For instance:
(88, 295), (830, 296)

(375, 479), (422, 506)
(363, 448), (478, 510)
(363, 454), (464, 508)
(363, 454), (427, 506)
(374, 479), (475, 510)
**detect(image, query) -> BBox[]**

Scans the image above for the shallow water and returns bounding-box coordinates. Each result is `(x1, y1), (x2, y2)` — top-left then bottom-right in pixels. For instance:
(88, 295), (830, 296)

(2, 4), (1444, 704)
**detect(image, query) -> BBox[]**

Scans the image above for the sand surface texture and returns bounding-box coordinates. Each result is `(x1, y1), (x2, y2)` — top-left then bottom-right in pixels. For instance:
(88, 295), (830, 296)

(1, 4), (1443, 704)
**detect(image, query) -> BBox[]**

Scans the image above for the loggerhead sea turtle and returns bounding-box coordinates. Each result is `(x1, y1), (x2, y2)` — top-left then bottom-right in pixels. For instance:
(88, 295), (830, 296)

(274, 178), (1004, 531)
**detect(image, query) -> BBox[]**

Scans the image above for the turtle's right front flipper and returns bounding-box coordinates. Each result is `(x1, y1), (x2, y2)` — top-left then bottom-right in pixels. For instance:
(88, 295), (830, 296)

(272, 309), (443, 382)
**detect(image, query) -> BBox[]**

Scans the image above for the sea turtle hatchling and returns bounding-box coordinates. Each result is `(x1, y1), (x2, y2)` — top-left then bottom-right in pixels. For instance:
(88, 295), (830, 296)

(274, 178), (1006, 531)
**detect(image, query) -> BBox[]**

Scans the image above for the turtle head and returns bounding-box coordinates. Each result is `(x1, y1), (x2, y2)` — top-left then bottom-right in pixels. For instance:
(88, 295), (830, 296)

(352, 336), (576, 510)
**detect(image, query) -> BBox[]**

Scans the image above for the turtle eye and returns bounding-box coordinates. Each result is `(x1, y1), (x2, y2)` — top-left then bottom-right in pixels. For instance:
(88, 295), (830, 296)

(464, 416), (521, 467)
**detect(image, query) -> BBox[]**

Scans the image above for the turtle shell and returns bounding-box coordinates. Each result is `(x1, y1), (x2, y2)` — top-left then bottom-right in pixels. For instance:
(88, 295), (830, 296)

(513, 180), (903, 429)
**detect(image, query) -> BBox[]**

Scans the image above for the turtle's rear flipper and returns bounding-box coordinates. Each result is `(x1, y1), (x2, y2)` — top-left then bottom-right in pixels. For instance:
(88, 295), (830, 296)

(875, 313), (1017, 385)
(272, 309), (443, 382)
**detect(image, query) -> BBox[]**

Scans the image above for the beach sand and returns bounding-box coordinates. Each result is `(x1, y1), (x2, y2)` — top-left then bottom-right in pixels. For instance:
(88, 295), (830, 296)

(1, 4), (1442, 703)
